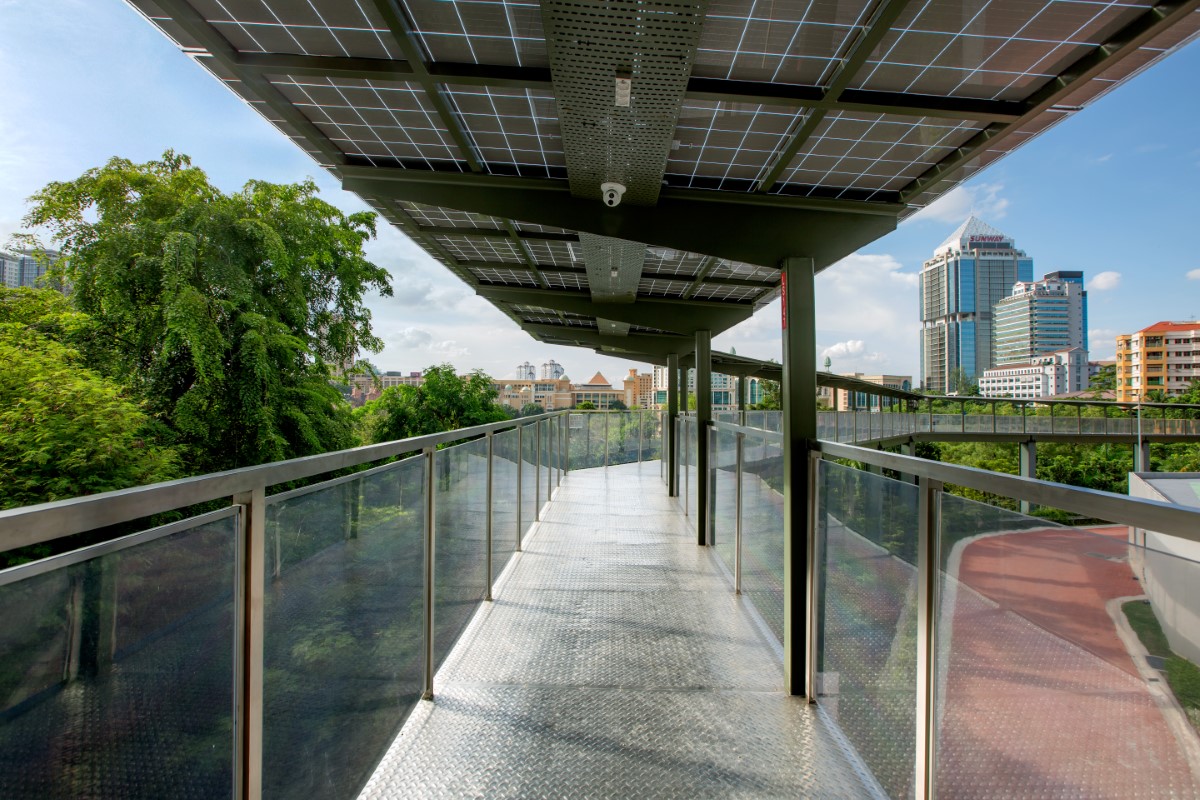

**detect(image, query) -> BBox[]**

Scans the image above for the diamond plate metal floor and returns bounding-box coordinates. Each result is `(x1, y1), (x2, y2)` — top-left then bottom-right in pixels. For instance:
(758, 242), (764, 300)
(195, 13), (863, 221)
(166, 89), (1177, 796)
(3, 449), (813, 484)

(359, 462), (880, 799)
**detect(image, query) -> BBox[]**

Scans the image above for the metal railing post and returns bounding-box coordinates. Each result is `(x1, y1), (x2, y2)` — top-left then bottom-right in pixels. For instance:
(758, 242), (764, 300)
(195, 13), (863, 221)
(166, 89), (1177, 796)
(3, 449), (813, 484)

(546, 419), (552, 502)
(485, 431), (494, 602)
(638, 409), (644, 463)
(734, 432), (744, 594)
(684, 419), (690, 515)
(805, 449), (822, 701)
(422, 446), (436, 700)
(516, 425), (523, 552)
(232, 485), (266, 800)
(915, 476), (944, 799)
(604, 410), (610, 467)
(565, 413), (572, 474)
(535, 421), (542, 521)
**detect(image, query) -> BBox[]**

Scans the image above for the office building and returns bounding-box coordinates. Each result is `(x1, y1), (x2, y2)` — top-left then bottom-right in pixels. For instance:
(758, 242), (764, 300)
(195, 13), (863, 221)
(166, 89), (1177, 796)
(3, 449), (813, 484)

(1, 249), (60, 289)
(978, 348), (1088, 399)
(1116, 322), (1200, 402)
(919, 217), (1033, 392)
(993, 272), (1086, 366)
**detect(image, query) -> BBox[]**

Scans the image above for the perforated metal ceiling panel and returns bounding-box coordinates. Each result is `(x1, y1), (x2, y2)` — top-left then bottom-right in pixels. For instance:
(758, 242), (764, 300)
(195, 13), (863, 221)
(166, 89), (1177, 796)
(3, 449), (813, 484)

(542, 0), (708, 205)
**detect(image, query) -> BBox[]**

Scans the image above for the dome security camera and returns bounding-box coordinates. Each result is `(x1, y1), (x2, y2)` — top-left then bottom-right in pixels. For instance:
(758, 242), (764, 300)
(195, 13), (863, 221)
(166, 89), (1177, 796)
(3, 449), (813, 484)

(601, 182), (626, 208)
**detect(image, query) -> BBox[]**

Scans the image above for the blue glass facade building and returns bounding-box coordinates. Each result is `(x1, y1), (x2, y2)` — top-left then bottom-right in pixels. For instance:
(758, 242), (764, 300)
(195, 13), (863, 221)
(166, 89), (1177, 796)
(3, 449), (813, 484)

(919, 217), (1033, 393)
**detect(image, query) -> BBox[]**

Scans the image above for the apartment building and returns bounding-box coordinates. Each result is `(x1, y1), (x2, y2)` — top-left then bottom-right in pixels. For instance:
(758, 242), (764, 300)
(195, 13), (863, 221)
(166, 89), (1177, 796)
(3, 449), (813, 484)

(1116, 322), (1200, 402)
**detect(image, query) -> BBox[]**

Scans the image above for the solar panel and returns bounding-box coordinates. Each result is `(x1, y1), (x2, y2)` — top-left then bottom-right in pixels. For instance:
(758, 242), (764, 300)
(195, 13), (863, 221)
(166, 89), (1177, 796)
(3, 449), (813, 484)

(127, 0), (1200, 356)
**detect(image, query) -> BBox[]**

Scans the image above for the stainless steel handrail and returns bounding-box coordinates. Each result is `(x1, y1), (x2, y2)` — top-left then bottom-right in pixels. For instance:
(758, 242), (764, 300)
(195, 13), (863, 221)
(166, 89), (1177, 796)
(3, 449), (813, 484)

(710, 419), (1200, 544)
(0, 411), (569, 552)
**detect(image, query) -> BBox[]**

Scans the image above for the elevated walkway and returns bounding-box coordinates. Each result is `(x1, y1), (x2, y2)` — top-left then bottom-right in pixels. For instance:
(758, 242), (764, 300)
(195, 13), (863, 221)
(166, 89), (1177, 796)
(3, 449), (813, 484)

(359, 462), (877, 799)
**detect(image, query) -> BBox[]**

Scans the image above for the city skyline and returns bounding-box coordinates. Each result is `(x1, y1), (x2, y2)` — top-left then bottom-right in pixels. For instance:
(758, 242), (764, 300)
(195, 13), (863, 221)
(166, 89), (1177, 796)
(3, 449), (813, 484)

(1, 1), (1198, 384)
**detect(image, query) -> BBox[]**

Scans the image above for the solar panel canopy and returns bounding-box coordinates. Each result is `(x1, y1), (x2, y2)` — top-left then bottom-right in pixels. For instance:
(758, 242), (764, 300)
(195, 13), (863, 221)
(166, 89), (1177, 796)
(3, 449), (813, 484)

(128, 0), (1199, 361)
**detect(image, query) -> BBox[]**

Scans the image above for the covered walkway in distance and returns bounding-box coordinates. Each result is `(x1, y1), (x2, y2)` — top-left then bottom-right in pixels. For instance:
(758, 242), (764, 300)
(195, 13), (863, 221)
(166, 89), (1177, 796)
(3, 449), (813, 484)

(359, 461), (879, 799)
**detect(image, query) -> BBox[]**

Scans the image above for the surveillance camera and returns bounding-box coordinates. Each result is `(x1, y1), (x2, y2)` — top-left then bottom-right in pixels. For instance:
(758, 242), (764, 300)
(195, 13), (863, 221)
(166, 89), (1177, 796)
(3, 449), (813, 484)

(601, 182), (626, 208)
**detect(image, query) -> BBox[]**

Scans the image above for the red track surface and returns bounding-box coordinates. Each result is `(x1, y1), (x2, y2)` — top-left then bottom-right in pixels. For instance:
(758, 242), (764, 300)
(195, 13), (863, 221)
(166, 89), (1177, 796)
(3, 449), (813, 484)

(939, 525), (1200, 799)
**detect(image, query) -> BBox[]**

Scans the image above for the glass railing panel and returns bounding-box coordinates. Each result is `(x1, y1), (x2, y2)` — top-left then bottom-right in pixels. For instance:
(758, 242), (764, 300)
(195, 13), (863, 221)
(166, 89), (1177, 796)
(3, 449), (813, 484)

(0, 510), (238, 800)
(263, 459), (424, 800)
(521, 423), (537, 534)
(935, 495), (1200, 797)
(685, 419), (698, 530)
(609, 412), (638, 466)
(740, 431), (785, 642)
(538, 419), (550, 493)
(641, 410), (662, 461)
(932, 413), (959, 432)
(817, 461), (919, 799)
(711, 427), (738, 576)
(434, 438), (489, 670)
(491, 429), (519, 585)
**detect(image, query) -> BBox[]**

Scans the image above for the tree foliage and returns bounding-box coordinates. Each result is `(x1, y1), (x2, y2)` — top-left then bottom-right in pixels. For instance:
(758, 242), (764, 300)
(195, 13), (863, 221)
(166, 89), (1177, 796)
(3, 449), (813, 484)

(0, 288), (178, 508)
(357, 364), (510, 443)
(22, 152), (391, 472)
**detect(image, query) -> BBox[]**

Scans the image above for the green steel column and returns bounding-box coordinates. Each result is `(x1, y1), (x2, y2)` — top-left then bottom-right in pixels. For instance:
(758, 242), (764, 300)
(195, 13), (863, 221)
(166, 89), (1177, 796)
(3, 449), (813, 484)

(695, 330), (712, 546)
(1019, 440), (1037, 515)
(738, 373), (749, 424)
(781, 256), (816, 697)
(667, 353), (680, 497)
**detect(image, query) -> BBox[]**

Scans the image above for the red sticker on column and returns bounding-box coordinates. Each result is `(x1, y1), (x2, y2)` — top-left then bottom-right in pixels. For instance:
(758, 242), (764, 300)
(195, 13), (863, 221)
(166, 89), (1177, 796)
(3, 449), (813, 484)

(780, 271), (788, 329)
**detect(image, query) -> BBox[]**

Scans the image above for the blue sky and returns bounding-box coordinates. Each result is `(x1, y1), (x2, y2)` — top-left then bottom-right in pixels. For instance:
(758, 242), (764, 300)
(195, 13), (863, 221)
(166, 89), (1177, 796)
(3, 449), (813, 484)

(2, 0), (1197, 383)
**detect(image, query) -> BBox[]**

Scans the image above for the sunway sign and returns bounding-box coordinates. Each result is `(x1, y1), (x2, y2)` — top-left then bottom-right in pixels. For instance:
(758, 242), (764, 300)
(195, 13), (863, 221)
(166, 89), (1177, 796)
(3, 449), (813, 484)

(968, 234), (1007, 244)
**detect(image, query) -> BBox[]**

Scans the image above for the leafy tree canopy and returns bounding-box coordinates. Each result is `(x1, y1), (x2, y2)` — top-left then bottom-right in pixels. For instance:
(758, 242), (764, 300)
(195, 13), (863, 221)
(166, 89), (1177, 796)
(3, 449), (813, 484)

(0, 288), (178, 508)
(358, 364), (509, 443)
(575, 401), (596, 410)
(519, 402), (545, 417)
(22, 152), (391, 472)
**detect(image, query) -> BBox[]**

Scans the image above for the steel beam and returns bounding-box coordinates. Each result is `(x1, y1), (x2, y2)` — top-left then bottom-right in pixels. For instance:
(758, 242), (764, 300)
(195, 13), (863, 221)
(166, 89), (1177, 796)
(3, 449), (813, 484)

(780, 256), (817, 696)
(481, 287), (754, 334)
(418, 226), (578, 242)
(231, 52), (1022, 122)
(343, 166), (899, 270)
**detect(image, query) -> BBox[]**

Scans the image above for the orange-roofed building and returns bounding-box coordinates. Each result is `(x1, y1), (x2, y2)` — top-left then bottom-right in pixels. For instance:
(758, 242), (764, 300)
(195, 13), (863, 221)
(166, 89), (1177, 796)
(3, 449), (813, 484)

(1115, 321), (1200, 402)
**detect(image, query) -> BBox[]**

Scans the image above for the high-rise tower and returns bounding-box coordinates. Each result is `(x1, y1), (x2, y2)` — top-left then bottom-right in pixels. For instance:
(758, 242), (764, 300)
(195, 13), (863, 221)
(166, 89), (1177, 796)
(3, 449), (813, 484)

(919, 217), (1033, 393)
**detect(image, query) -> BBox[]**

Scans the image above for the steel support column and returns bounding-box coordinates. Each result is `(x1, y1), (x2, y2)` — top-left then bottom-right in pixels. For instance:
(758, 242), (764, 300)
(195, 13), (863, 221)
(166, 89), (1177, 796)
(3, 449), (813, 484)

(667, 353), (680, 497)
(1019, 440), (1037, 515)
(695, 330), (712, 546)
(781, 257), (816, 697)
(738, 374), (749, 424)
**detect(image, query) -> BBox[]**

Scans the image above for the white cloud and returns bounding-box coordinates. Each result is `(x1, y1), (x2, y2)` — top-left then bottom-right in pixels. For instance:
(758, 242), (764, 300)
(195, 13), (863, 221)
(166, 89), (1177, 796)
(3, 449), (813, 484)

(909, 181), (1009, 224)
(1187, 268), (1200, 281)
(819, 339), (888, 371)
(392, 327), (434, 349)
(1091, 271), (1122, 291)
(822, 340), (865, 359)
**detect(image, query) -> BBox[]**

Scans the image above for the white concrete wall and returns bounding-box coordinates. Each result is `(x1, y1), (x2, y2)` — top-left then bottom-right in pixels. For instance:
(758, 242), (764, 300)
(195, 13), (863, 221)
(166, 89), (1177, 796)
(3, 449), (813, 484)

(1129, 474), (1200, 665)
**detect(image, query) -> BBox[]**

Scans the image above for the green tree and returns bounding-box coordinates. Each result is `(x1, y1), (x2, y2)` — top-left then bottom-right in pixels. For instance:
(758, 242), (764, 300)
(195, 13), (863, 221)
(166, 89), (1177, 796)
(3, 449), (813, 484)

(949, 367), (979, 396)
(757, 379), (781, 410)
(22, 152), (391, 472)
(575, 401), (596, 410)
(1088, 363), (1116, 391)
(358, 364), (509, 443)
(0, 288), (178, 509)
(520, 402), (545, 417)
(607, 399), (627, 411)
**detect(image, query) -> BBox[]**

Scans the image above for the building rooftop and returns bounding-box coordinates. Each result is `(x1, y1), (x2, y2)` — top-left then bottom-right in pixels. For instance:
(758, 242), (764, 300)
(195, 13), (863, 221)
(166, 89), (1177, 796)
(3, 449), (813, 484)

(933, 215), (1014, 257)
